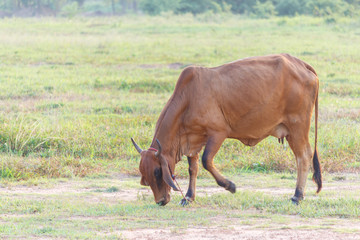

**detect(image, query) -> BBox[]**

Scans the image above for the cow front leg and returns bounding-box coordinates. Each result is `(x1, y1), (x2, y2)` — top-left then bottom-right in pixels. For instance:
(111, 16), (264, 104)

(180, 154), (199, 206)
(202, 135), (236, 193)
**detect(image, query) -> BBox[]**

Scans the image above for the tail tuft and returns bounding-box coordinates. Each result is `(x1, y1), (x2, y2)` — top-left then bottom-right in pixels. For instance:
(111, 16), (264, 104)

(312, 148), (322, 194)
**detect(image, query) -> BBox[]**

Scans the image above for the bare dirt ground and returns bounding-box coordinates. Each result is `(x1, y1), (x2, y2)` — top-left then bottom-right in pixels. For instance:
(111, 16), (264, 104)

(121, 227), (360, 240)
(1, 174), (360, 240)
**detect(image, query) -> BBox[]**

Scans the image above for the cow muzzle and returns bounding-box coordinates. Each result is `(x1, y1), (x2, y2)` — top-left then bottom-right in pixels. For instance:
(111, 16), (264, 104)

(157, 200), (166, 206)
(156, 195), (170, 206)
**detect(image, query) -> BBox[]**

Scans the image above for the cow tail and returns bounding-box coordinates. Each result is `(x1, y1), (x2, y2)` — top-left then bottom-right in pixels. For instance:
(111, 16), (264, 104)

(312, 81), (322, 194)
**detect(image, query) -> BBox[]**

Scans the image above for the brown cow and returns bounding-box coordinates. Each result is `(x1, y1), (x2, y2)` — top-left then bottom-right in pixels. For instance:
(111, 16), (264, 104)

(131, 53), (321, 206)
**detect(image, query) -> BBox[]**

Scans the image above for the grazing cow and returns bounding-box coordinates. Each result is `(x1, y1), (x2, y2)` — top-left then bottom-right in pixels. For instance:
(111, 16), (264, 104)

(131, 54), (321, 206)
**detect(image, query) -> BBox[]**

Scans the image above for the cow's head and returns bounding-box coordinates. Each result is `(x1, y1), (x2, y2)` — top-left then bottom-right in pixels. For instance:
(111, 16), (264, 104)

(131, 138), (179, 206)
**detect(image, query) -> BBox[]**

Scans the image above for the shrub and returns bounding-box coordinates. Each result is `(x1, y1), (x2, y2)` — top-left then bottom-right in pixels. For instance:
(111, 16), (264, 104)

(305, 0), (352, 16)
(60, 1), (79, 17)
(175, 0), (223, 15)
(252, 0), (277, 18)
(140, 0), (179, 15)
(276, 0), (302, 16)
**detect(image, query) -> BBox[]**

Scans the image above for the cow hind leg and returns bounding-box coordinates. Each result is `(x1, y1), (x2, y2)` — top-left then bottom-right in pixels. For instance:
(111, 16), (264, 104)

(180, 155), (199, 206)
(287, 133), (313, 204)
(202, 135), (236, 193)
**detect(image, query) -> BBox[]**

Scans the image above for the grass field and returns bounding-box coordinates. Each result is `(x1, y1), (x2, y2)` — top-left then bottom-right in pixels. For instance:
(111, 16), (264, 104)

(0, 14), (360, 239)
(0, 15), (359, 178)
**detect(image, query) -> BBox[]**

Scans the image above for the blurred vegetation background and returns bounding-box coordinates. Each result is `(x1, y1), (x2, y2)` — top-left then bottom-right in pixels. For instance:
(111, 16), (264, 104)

(0, 0), (359, 18)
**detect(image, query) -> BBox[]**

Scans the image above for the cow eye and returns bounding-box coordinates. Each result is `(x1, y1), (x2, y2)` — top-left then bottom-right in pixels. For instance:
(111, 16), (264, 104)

(154, 168), (162, 179)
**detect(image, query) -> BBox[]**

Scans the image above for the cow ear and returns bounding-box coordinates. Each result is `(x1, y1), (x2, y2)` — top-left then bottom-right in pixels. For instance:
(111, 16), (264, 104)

(159, 156), (179, 191)
(140, 176), (149, 186)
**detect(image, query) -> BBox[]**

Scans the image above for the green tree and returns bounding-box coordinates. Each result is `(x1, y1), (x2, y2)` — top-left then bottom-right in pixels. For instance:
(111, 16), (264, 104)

(140, 0), (178, 15)
(1, 0), (359, 17)
(275, 0), (302, 16)
(175, 0), (223, 15)
(224, 0), (257, 14)
(305, 0), (351, 16)
(252, 0), (276, 18)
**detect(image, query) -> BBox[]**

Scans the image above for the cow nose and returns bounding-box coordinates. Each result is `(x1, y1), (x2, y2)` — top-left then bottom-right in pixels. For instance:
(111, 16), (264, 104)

(157, 200), (166, 206)
(157, 197), (169, 206)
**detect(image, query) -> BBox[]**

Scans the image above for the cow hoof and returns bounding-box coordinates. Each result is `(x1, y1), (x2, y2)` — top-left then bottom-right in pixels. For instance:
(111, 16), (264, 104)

(179, 197), (191, 206)
(226, 181), (236, 194)
(291, 196), (300, 205)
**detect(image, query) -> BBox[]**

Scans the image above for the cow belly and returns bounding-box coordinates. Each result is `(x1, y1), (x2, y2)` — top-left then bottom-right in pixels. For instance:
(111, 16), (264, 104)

(236, 123), (289, 147)
(239, 138), (264, 146)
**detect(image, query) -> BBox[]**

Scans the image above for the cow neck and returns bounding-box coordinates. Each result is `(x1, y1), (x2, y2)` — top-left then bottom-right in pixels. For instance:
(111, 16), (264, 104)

(152, 93), (186, 167)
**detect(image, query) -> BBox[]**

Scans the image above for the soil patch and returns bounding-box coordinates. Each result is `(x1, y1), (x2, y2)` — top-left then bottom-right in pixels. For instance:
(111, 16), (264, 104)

(121, 226), (360, 240)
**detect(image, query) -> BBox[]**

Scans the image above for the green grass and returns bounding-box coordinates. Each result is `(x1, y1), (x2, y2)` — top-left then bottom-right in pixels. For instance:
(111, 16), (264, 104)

(0, 14), (359, 180)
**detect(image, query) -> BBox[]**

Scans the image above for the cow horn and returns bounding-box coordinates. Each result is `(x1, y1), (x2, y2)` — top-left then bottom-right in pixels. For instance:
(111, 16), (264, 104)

(159, 156), (179, 191)
(155, 139), (162, 157)
(131, 138), (143, 154)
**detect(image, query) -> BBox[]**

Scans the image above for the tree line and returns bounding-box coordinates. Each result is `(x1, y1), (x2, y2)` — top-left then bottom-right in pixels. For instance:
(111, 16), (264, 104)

(0, 0), (359, 17)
